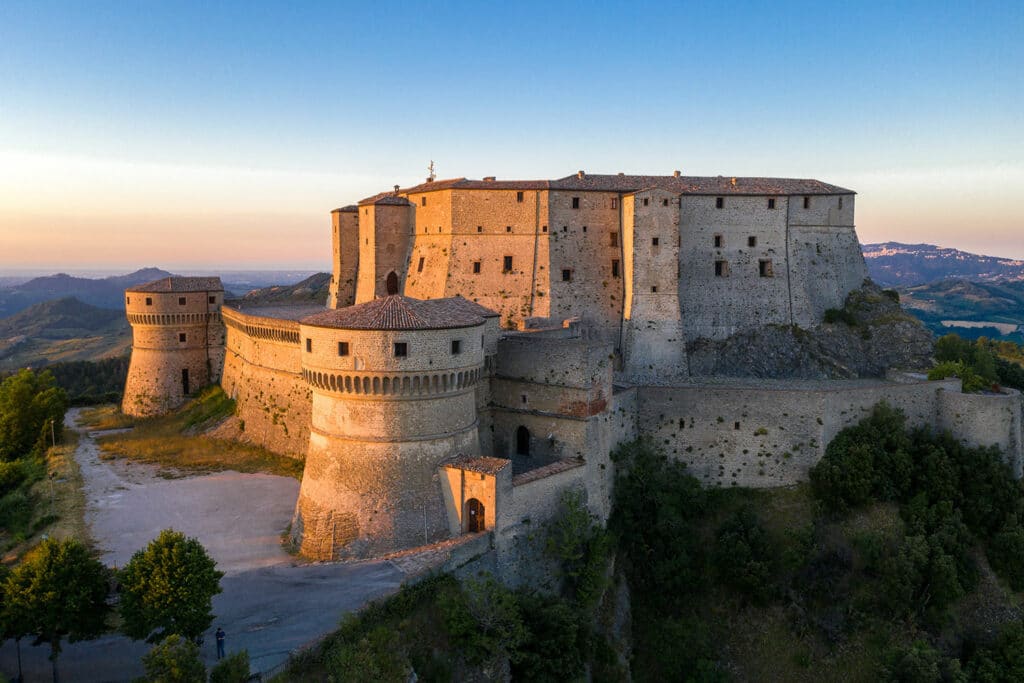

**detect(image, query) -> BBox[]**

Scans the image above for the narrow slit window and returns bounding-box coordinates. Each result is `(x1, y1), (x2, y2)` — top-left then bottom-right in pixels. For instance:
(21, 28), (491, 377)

(571, 197), (580, 209)
(716, 197), (724, 209)
(126, 296), (130, 304)
(582, 225), (587, 233)
(611, 198), (618, 209)
(338, 341), (349, 356)
(611, 259), (620, 277)
(767, 197), (776, 209)
(651, 286), (658, 293)
(713, 234), (724, 248)
(503, 255), (513, 272)
(421, 196), (427, 206)
(838, 196), (844, 209)
(417, 257), (425, 272)
(803, 196), (811, 209)
(394, 342), (408, 357)
(542, 225), (547, 232)
(305, 338), (312, 352)
(472, 261), (481, 274)
(516, 191), (524, 202)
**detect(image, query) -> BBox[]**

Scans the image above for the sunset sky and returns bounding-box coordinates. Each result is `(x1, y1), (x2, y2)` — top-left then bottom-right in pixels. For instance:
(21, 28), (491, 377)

(1, 1), (1021, 271)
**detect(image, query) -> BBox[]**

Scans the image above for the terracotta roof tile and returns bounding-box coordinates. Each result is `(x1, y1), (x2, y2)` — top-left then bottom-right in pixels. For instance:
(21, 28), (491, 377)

(443, 455), (511, 475)
(301, 295), (496, 331)
(332, 205), (358, 213)
(356, 193), (412, 207)
(127, 276), (223, 293)
(550, 174), (854, 195)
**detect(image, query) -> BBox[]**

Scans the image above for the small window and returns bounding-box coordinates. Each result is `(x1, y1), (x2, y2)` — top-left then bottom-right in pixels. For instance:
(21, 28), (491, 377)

(662, 198), (669, 207)
(767, 197), (776, 209)
(506, 225), (511, 232)
(759, 259), (774, 277)
(394, 342), (408, 357)
(715, 197), (724, 209)
(734, 421), (741, 430)
(521, 394), (527, 404)
(178, 297), (186, 306)
(611, 259), (620, 277)
(438, 226), (442, 233)
(451, 339), (462, 354)
(516, 191), (524, 203)
(542, 225), (548, 232)
(611, 198), (618, 209)
(477, 225), (483, 233)
(338, 341), (349, 356)
(610, 232), (618, 247)
(473, 261), (481, 274)
(803, 196), (811, 209)
(503, 255), (513, 272)
(571, 197), (580, 209)
(713, 234), (723, 248)
(421, 196), (427, 206)
(562, 225), (567, 232)
(652, 237), (659, 246)
(562, 269), (572, 282)
(305, 338), (312, 352)
(178, 333), (187, 342)
(651, 286), (658, 293)
(417, 257), (425, 272)
(126, 296), (130, 304)
(838, 196), (844, 210)
(208, 296), (216, 304)
(643, 198), (649, 206)
(748, 236), (757, 247)
(715, 260), (729, 277)
(145, 297), (152, 306)
(582, 225), (587, 233)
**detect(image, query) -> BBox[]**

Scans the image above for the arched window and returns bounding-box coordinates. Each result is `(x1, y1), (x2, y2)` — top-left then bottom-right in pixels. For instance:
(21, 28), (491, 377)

(516, 426), (530, 456)
(466, 498), (485, 533)
(385, 271), (399, 295)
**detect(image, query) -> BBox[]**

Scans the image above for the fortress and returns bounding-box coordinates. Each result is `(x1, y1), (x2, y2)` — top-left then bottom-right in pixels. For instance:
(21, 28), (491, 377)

(122, 171), (1023, 580)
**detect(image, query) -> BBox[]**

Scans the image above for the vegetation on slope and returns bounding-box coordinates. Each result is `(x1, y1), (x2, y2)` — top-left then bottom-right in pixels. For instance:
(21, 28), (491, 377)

(0, 297), (132, 370)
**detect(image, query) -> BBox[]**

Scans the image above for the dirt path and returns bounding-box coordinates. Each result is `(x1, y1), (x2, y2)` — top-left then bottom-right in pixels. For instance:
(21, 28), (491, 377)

(0, 408), (407, 682)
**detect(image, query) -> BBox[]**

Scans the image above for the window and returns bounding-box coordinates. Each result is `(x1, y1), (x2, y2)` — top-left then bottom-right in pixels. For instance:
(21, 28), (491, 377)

(571, 197), (580, 209)
(450, 340), (462, 355)
(506, 225), (511, 232)
(179, 333), (186, 342)
(394, 342), (408, 357)
(208, 296), (216, 304)
(713, 234), (724, 248)
(611, 198), (618, 209)
(759, 259), (774, 277)
(503, 255), (513, 272)
(338, 341), (349, 356)
(611, 259), (620, 277)
(582, 225), (587, 233)
(838, 197), (844, 210)
(417, 257), (425, 272)
(126, 296), (130, 304)
(521, 394), (527, 404)
(305, 338), (312, 352)
(767, 197), (776, 210)
(516, 191), (524, 203)
(748, 236), (757, 247)
(145, 297), (152, 306)
(652, 237), (659, 246)
(562, 269), (572, 282)
(716, 197), (724, 209)
(562, 226), (567, 232)
(715, 260), (729, 277)
(178, 297), (186, 306)
(421, 196), (427, 206)
(542, 225), (548, 232)
(610, 232), (618, 247)
(643, 198), (649, 206)
(662, 198), (669, 207)
(651, 286), (658, 293)
(477, 225), (483, 233)
(734, 422), (741, 430)
(473, 261), (481, 274)
(803, 196), (811, 209)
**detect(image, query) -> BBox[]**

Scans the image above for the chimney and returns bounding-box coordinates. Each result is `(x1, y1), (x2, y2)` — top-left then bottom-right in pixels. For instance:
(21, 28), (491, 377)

(393, 184), (400, 193)
(577, 170), (585, 179)
(425, 177), (433, 183)
(730, 177), (737, 187)
(673, 170), (681, 177)
(482, 176), (496, 182)
(617, 172), (625, 176)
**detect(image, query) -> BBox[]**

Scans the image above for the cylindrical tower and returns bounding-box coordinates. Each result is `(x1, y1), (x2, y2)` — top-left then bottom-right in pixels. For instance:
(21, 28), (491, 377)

(291, 295), (490, 559)
(122, 277), (225, 417)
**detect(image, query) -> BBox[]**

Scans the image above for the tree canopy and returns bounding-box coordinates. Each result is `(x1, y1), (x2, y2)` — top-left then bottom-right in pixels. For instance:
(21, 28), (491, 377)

(0, 369), (67, 461)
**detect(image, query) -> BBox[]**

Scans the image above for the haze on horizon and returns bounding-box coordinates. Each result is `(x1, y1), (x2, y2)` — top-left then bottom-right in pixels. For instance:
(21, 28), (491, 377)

(1, 1), (1021, 272)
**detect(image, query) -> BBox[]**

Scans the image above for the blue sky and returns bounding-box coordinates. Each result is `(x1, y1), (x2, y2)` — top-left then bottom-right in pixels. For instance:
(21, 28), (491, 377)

(1, 1), (1021, 269)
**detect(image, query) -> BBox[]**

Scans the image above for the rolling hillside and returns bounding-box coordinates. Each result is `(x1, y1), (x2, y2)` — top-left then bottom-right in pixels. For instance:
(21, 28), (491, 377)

(0, 267), (172, 317)
(0, 297), (131, 370)
(863, 242), (1024, 287)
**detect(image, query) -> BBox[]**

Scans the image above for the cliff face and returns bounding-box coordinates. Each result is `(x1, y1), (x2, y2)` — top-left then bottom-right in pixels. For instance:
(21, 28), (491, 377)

(687, 282), (934, 379)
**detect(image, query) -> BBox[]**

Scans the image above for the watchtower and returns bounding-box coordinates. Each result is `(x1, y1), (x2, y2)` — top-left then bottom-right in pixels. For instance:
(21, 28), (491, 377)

(122, 277), (225, 417)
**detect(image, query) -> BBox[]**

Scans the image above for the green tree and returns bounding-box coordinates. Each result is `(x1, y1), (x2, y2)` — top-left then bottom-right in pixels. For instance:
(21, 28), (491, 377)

(544, 489), (612, 609)
(2, 538), (110, 683)
(0, 369), (67, 461)
(209, 649), (251, 683)
(140, 633), (206, 683)
(119, 529), (224, 643)
(712, 506), (775, 602)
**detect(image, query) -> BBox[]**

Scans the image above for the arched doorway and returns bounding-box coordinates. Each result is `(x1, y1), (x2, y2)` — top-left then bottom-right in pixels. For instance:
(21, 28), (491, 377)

(385, 271), (399, 295)
(516, 426), (530, 456)
(466, 498), (485, 532)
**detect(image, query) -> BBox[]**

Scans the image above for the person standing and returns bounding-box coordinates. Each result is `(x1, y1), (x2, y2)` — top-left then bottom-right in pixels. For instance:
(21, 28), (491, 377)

(215, 627), (225, 660)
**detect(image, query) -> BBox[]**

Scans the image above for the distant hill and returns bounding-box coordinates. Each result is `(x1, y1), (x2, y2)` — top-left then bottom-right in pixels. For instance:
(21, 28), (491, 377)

(239, 272), (331, 306)
(897, 279), (1024, 343)
(0, 297), (131, 370)
(0, 267), (172, 317)
(863, 242), (1024, 287)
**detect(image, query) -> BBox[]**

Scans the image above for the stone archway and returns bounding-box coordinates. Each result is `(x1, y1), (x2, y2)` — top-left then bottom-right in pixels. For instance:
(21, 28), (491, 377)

(385, 271), (399, 295)
(466, 498), (485, 532)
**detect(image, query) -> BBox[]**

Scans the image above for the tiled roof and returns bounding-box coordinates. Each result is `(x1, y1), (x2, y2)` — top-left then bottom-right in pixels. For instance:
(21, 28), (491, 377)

(301, 295), (496, 331)
(443, 455), (511, 475)
(332, 205), (358, 213)
(550, 174), (854, 195)
(356, 193), (412, 207)
(127, 276), (223, 293)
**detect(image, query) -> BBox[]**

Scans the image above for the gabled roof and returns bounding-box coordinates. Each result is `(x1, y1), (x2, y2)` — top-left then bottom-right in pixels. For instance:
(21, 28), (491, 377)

(332, 205), (358, 213)
(127, 276), (223, 293)
(356, 193), (412, 207)
(301, 295), (497, 331)
(550, 174), (854, 195)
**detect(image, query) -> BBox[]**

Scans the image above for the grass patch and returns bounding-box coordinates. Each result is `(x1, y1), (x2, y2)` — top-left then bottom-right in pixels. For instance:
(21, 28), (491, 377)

(77, 404), (135, 430)
(96, 387), (304, 479)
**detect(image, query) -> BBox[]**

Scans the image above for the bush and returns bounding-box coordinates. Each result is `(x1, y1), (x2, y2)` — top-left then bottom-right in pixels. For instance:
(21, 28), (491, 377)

(323, 625), (409, 683)
(512, 592), (589, 682)
(824, 307), (858, 326)
(928, 361), (989, 393)
(712, 506), (775, 602)
(209, 650), (250, 683)
(140, 634), (206, 683)
(965, 621), (1024, 681)
(881, 639), (943, 682)
(0, 460), (25, 496)
(544, 489), (611, 609)
(438, 575), (525, 665)
(987, 522), (1024, 591)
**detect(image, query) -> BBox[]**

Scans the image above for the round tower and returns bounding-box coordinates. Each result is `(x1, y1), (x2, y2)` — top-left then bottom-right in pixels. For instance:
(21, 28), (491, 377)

(122, 277), (225, 417)
(291, 295), (489, 559)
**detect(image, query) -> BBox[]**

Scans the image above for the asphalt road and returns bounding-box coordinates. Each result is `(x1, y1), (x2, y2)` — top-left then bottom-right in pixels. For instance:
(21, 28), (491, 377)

(0, 409), (406, 682)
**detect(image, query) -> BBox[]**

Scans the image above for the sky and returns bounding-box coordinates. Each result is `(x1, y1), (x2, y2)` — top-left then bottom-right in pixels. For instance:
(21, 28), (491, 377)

(0, 0), (1021, 271)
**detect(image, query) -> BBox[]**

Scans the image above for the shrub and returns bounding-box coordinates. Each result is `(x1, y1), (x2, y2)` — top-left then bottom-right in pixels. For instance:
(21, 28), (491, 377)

(712, 506), (775, 602)
(210, 650), (250, 683)
(987, 522), (1024, 591)
(928, 361), (988, 393)
(880, 639), (942, 682)
(323, 625), (409, 683)
(140, 634), (206, 683)
(512, 592), (588, 681)
(824, 307), (858, 326)
(0, 461), (25, 496)
(544, 489), (611, 609)
(438, 575), (525, 665)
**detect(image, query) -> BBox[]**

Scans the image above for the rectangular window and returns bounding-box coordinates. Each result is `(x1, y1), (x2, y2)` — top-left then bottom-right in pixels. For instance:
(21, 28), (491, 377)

(651, 286), (658, 293)
(838, 196), (844, 209)
(451, 339), (462, 354)
(643, 198), (649, 206)
(542, 225), (548, 232)
(126, 296), (130, 304)
(562, 269), (572, 282)
(178, 297), (186, 306)
(305, 338), (312, 352)
(417, 257), (425, 272)
(611, 198), (618, 209)
(713, 234), (723, 248)
(716, 197), (724, 209)
(611, 259), (620, 277)
(208, 296), (216, 304)
(178, 333), (186, 342)
(473, 261), (481, 274)
(506, 225), (511, 232)
(715, 260), (729, 277)
(803, 196), (811, 209)
(145, 297), (152, 306)
(609, 232), (618, 247)
(503, 256), (513, 272)
(338, 341), (349, 356)
(767, 197), (776, 209)
(759, 259), (774, 277)
(421, 196), (427, 206)
(394, 342), (408, 357)
(477, 225), (482, 232)
(748, 236), (757, 247)
(516, 191), (524, 203)
(562, 225), (567, 232)
(571, 197), (580, 209)
(652, 237), (659, 246)
(582, 225), (587, 233)
(662, 198), (669, 207)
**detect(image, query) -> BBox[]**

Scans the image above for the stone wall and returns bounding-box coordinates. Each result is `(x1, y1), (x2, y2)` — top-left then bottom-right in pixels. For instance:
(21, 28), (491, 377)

(938, 388), (1023, 476)
(327, 208), (359, 308)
